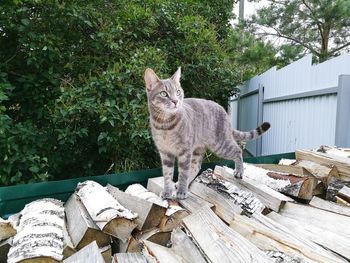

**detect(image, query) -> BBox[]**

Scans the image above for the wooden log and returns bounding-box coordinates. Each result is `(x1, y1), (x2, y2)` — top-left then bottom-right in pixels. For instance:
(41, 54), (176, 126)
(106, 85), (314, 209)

(315, 145), (350, 158)
(182, 207), (271, 263)
(118, 228), (171, 253)
(0, 217), (16, 241)
(326, 179), (350, 201)
(294, 159), (339, 186)
(278, 202), (350, 238)
(63, 241), (105, 263)
(234, 212), (346, 263)
(76, 180), (138, 242)
(296, 149), (350, 181)
(264, 250), (302, 262)
(309, 196), (350, 217)
(158, 200), (189, 232)
(124, 183), (168, 207)
(0, 237), (12, 263)
(337, 185), (350, 203)
(7, 198), (64, 263)
(170, 227), (207, 263)
(64, 193), (111, 249)
(278, 158), (297, 165)
(100, 245), (112, 263)
(196, 170), (265, 216)
(267, 211), (350, 261)
(113, 252), (148, 263)
(255, 163), (307, 176)
(141, 240), (185, 263)
(335, 196), (350, 206)
(214, 166), (294, 212)
(62, 220), (76, 259)
(190, 181), (243, 223)
(227, 163), (317, 200)
(106, 184), (167, 231)
(147, 176), (214, 213)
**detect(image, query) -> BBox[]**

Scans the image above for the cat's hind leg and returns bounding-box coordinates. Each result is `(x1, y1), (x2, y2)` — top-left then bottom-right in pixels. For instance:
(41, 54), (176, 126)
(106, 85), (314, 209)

(213, 140), (243, 179)
(189, 147), (205, 184)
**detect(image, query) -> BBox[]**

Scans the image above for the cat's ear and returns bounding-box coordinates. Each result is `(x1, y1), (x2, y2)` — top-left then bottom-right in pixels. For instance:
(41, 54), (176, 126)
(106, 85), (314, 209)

(144, 68), (160, 92)
(171, 67), (181, 84)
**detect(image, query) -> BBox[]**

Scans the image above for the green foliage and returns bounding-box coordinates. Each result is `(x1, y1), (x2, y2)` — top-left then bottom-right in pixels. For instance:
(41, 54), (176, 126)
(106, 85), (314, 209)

(247, 0), (350, 62)
(0, 0), (276, 185)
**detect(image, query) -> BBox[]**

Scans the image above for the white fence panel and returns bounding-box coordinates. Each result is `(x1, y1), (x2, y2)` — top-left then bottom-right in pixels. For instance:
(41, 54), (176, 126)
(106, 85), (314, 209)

(262, 95), (337, 155)
(231, 52), (350, 156)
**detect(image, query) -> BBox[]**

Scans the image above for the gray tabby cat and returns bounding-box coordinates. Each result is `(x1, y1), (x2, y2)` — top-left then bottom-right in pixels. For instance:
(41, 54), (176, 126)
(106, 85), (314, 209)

(144, 67), (270, 199)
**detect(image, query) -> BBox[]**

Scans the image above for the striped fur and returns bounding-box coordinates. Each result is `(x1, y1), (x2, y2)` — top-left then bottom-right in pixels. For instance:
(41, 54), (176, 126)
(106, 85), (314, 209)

(144, 68), (271, 200)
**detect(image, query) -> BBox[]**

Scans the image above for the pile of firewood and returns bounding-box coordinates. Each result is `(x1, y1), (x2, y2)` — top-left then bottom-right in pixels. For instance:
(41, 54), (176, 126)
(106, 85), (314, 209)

(1, 145), (350, 263)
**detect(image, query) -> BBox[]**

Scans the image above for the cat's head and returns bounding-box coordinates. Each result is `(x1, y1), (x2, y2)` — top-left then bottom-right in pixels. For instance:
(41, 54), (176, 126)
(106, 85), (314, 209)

(144, 67), (184, 113)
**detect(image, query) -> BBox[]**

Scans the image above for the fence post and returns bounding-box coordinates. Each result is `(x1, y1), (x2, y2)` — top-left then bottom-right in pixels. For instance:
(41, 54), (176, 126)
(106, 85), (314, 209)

(335, 75), (350, 147)
(256, 84), (264, 156)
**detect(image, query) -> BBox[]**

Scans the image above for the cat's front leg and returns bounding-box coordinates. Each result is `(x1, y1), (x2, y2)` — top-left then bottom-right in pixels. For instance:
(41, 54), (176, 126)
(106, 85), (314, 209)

(176, 151), (192, 199)
(159, 151), (175, 199)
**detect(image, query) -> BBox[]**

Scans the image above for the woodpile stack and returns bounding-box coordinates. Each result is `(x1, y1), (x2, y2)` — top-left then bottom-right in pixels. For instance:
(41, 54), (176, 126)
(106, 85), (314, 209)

(1, 145), (350, 262)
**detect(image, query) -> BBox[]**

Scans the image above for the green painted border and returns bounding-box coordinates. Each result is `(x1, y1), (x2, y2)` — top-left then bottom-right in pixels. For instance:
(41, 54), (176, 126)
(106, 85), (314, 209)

(0, 152), (295, 217)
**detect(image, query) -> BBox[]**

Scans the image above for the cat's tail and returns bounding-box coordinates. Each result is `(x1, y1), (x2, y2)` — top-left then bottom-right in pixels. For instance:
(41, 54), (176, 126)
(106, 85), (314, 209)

(232, 122), (271, 142)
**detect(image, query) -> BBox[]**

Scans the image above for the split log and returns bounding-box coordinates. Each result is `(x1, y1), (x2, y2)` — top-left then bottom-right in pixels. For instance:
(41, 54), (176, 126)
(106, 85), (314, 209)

(62, 220), (76, 259)
(267, 211), (350, 261)
(182, 207), (271, 263)
(7, 198), (64, 263)
(0, 237), (12, 263)
(196, 169), (265, 216)
(159, 200), (189, 232)
(214, 166), (294, 212)
(190, 181), (243, 223)
(326, 179), (350, 201)
(309, 196), (350, 217)
(133, 228), (207, 263)
(335, 196), (350, 206)
(64, 194), (111, 249)
(63, 241), (105, 263)
(337, 185), (350, 203)
(106, 184), (167, 231)
(141, 240), (185, 263)
(296, 149), (350, 181)
(315, 145), (350, 158)
(76, 180), (138, 242)
(124, 183), (168, 207)
(294, 159), (339, 186)
(231, 212), (346, 263)
(100, 245), (112, 263)
(255, 163), (307, 176)
(146, 176), (214, 213)
(118, 228), (171, 253)
(113, 252), (148, 263)
(278, 158), (297, 165)
(278, 202), (350, 238)
(264, 250), (303, 263)
(223, 163), (317, 200)
(0, 217), (16, 241)
(170, 227), (207, 263)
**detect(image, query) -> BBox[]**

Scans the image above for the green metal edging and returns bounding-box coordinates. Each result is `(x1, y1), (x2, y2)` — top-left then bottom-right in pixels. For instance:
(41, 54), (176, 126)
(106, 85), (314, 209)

(0, 152), (295, 217)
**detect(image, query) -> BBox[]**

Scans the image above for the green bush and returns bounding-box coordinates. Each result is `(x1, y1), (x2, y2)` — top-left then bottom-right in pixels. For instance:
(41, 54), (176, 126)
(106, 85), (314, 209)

(0, 0), (277, 185)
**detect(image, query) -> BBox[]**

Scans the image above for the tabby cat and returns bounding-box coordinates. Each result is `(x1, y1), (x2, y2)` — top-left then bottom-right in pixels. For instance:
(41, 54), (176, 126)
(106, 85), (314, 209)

(144, 67), (270, 199)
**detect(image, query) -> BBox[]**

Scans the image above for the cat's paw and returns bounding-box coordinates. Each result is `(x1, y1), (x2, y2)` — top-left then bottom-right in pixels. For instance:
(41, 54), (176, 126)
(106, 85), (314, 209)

(233, 169), (243, 179)
(174, 182), (178, 189)
(176, 190), (188, 200)
(161, 190), (173, 200)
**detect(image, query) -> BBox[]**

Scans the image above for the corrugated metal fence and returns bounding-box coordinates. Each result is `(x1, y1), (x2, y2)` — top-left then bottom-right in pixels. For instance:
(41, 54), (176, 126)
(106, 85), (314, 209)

(229, 53), (350, 156)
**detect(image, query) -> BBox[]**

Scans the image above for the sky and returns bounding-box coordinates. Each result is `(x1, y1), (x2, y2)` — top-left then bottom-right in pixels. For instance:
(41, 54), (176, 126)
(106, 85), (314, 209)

(232, 0), (268, 24)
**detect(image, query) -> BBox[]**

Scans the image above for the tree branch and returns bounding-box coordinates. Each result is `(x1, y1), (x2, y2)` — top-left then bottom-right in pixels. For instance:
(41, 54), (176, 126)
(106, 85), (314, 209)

(329, 41), (350, 55)
(256, 27), (320, 56)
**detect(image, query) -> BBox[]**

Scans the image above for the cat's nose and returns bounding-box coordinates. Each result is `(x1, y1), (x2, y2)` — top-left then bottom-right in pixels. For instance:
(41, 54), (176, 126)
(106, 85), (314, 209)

(171, 99), (178, 106)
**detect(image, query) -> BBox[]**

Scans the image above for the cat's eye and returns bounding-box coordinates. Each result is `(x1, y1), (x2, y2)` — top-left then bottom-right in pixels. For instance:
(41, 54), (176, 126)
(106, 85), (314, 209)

(160, 91), (168, 97)
(176, 90), (181, 96)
